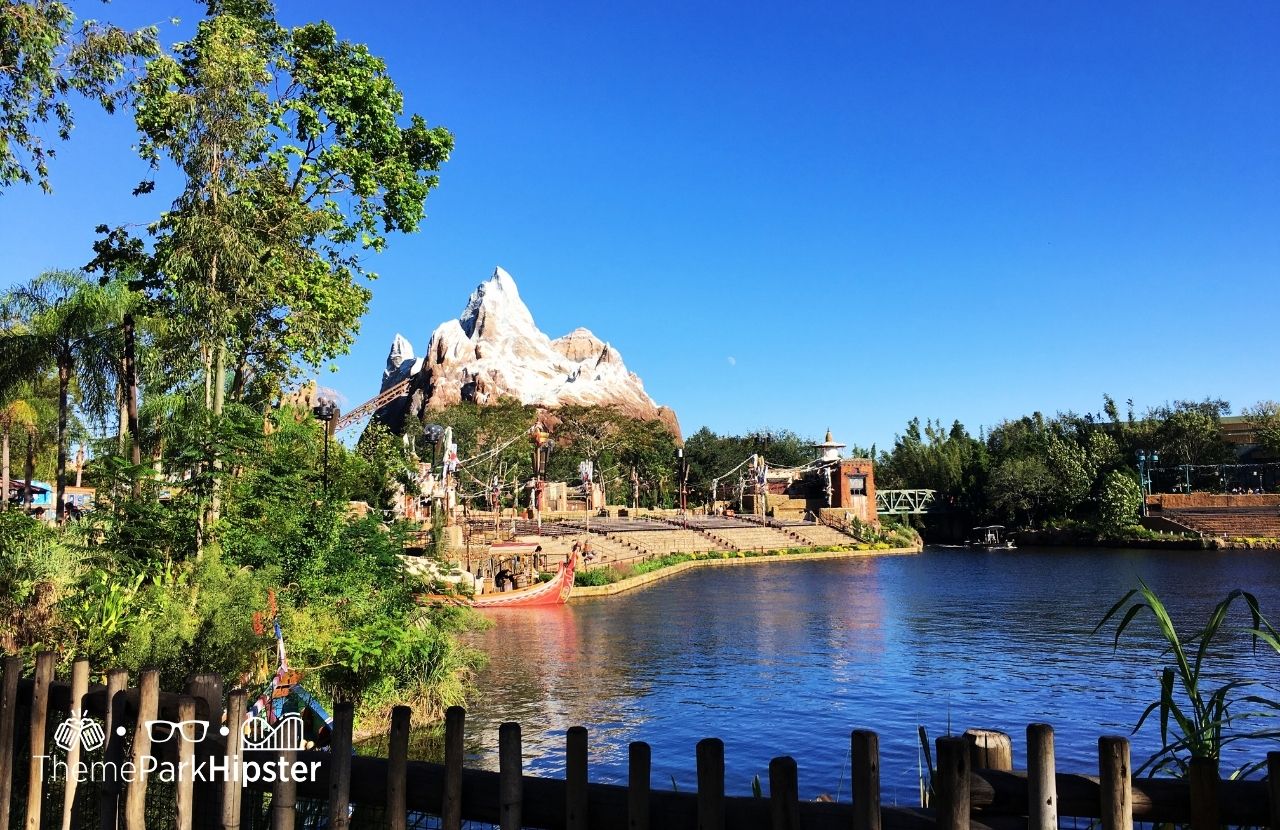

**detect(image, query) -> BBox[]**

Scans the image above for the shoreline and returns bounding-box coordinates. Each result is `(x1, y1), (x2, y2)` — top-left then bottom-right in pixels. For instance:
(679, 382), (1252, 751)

(568, 545), (921, 600)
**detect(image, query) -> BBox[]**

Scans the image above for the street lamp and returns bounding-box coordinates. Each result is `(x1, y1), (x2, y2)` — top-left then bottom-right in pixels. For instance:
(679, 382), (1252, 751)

(313, 399), (338, 494)
(1136, 450), (1159, 517)
(675, 447), (689, 513)
(423, 423), (445, 469)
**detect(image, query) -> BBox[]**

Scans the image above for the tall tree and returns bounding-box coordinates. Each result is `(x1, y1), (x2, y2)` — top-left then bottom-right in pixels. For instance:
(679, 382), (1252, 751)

(0, 1), (157, 191)
(0, 395), (38, 509)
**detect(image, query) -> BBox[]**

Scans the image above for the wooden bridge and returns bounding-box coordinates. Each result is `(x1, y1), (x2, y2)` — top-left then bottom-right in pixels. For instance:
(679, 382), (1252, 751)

(5, 652), (1280, 829)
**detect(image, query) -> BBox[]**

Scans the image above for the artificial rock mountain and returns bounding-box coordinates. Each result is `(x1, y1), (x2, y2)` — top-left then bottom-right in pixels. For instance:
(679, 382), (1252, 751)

(374, 267), (680, 437)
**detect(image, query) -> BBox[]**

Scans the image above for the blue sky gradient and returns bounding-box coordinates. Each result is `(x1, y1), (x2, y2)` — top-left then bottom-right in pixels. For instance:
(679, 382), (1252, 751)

(2, 1), (1277, 449)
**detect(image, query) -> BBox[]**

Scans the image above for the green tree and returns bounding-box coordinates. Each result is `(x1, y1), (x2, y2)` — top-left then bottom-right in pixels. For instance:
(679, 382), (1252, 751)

(1243, 401), (1280, 458)
(0, 1), (157, 191)
(1097, 470), (1142, 532)
(0, 395), (39, 510)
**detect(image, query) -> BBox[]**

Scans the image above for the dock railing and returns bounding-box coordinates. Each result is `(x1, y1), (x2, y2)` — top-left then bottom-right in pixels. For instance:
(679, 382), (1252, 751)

(3, 653), (1279, 829)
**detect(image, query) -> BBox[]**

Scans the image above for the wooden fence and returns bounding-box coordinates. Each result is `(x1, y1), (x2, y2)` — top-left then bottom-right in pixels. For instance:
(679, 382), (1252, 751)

(2, 653), (1280, 829)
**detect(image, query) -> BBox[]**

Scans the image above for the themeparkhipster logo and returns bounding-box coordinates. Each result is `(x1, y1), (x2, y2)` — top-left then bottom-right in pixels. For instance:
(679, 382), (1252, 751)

(37, 712), (321, 785)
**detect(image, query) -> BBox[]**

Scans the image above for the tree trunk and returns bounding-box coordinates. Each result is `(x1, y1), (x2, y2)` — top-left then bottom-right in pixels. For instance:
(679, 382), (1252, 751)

(123, 312), (142, 495)
(1, 430), (8, 512)
(24, 433), (35, 509)
(56, 355), (70, 523)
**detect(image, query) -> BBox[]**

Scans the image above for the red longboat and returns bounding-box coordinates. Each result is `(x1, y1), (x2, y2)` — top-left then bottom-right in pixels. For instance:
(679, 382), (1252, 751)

(420, 551), (575, 609)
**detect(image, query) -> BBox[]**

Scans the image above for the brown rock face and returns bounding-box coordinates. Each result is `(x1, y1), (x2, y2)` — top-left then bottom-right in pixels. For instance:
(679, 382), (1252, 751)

(376, 267), (681, 439)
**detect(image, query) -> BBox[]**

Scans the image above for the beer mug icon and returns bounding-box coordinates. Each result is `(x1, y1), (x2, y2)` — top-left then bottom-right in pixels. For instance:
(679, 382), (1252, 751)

(54, 711), (106, 752)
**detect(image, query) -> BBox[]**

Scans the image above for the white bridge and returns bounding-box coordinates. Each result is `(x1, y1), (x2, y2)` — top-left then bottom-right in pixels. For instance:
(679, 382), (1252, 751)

(875, 489), (936, 515)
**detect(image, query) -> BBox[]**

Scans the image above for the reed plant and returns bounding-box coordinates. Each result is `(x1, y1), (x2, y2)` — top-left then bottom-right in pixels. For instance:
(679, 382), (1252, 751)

(1095, 580), (1280, 777)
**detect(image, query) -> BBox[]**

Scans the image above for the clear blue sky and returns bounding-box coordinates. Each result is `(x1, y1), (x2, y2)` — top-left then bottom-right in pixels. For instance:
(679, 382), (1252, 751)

(3, 1), (1277, 450)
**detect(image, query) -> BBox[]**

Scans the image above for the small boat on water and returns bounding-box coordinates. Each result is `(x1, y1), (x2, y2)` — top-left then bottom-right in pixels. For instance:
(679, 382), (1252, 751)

(968, 525), (1016, 550)
(421, 552), (575, 608)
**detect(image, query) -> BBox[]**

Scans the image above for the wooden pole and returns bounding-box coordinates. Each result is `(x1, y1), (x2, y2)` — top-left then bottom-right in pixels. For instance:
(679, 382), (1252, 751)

(933, 737), (970, 830)
(628, 741), (651, 830)
(271, 748), (297, 830)
(59, 658), (90, 830)
(696, 738), (725, 830)
(124, 669), (160, 830)
(221, 690), (247, 830)
(1187, 756), (1219, 830)
(0, 656), (21, 830)
(186, 673), (223, 830)
(768, 756), (800, 830)
(175, 696), (196, 830)
(566, 726), (589, 830)
(1026, 723), (1057, 830)
(24, 650), (55, 830)
(963, 728), (1013, 771)
(1267, 752), (1280, 830)
(442, 706), (464, 830)
(850, 730), (880, 830)
(100, 669), (128, 830)
(328, 702), (354, 830)
(498, 722), (522, 830)
(387, 706), (410, 830)
(1098, 736), (1133, 830)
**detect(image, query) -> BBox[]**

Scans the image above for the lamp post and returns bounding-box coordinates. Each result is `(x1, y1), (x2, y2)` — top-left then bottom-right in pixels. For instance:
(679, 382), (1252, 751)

(675, 447), (689, 513)
(1136, 450), (1159, 517)
(312, 399), (338, 495)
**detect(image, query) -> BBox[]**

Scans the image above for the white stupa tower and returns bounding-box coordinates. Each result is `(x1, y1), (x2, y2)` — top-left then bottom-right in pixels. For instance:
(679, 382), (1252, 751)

(814, 429), (845, 462)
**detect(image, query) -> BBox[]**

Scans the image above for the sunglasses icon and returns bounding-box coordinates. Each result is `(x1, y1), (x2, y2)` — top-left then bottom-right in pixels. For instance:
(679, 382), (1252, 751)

(143, 720), (208, 743)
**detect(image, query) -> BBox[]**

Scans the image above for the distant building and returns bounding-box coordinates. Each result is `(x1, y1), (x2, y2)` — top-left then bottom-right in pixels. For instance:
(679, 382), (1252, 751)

(741, 431), (878, 525)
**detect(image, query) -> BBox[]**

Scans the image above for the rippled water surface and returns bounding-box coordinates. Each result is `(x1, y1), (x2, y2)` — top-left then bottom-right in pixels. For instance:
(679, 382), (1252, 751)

(459, 547), (1280, 804)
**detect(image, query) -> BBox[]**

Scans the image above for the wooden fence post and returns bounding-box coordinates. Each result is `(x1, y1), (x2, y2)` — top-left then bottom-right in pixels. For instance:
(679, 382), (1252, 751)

(24, 650), (55, 830)
(850, 730), (880, 830)
(1026, 723), (1057, 830)
(328, 702), (354, 830)
(175, 696), (196, 830)
(124, 669), (160, 830)
(0, 656), (22, 830)
(566, 726), (588, 830)
(271, 747), (297, 830)
(499, 722), (522, 830)
(696, 738), (725, 830)
(1188, 756), (1219, 830)
(963, 728), (1013, 771)
(60, 659), (90, 830)
(628, 741), (651, 830)
(1267, 752), (1280, 830)
(1098, 736), (1132, 830)
(186, 673), (223, 830)
(442, 706), (464, 830)
(387, 706), (410, 830)
(100, 669), (128, 830)
(768, 756), (799, 830)
(934, 737), (970, 830)
(221, 690), (247, 830)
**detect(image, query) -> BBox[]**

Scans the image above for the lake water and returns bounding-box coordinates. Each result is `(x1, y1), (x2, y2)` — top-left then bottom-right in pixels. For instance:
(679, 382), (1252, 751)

(459, 547), (1280, 805)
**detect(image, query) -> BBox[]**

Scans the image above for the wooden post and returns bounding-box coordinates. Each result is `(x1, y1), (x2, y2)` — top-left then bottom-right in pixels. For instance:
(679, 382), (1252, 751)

(1098, 736), (1132, 830)
(386, 706), (410, 830)
(328, 702), (354, 830)
(24, 650), (55, 830)
(442, 706), (464, 830)
(175, 696), (196, 830)
(271, 748), (297, 830)
(60, 659), (90, 830)
(498, 722), (522, 830)
(221, 690), (247, 830)
(124, 669), (160, 830)
(628, 741), (651, 830)
(963, 728), (1013, 771)
(1188, 756), (1219, 830)
(0, 656), (21, 830)
(1267, 752), (1280, 830)
(768, 756), (800, 830)
(100, 670), (128, 830)
(566, 726), (589, 830)
(933, 737), (970, 830)
(696, 738), (725, 830)
(850, 730), (880, 830)
(1026, 724), (1057, 830)
(186, 673), (223, 830)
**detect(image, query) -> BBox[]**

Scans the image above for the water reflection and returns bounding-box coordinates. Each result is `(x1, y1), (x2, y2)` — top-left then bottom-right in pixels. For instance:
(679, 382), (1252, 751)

(459, 548), (1280, 803)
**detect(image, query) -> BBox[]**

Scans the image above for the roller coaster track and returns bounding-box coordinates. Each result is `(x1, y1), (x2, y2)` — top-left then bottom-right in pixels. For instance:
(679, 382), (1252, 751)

(335, 379), (411, 432)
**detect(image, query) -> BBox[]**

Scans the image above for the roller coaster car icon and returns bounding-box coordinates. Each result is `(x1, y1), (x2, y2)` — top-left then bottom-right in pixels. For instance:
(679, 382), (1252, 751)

(54, 712), (106, 752)
(241, 713), (306, 751)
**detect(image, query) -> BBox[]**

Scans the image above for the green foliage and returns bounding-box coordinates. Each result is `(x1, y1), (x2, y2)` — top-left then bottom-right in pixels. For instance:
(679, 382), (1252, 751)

(1095, 582), (1280, 777)
(1097, 470), (1143, 532)
(1243, 401), (1280, 458)
(684, 426), (816, 505)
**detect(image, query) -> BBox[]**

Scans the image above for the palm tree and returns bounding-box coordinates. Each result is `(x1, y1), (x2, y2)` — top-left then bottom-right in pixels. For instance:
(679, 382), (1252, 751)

(0, 271), (127, 521)
(0, 397), (38, 511)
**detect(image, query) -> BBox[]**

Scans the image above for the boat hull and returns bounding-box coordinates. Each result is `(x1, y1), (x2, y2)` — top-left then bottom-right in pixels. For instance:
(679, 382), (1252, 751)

(471, 556), (574, 607)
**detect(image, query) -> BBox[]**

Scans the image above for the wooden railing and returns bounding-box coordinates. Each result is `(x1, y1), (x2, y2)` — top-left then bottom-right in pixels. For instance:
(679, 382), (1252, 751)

(3, 653), (1279, 829)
